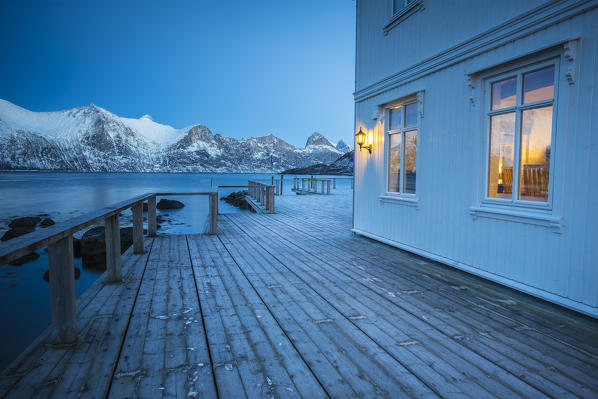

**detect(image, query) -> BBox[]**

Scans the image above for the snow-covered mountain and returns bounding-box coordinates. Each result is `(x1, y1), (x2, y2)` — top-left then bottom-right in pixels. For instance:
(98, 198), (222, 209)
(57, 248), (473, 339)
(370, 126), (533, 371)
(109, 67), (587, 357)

(0, 100), (343, 172)
(336, 139), (352, 153)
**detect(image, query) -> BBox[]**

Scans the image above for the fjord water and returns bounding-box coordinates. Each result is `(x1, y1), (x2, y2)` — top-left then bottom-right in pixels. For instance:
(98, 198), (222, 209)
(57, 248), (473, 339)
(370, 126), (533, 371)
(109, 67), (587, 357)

(0, 171), (288, 370)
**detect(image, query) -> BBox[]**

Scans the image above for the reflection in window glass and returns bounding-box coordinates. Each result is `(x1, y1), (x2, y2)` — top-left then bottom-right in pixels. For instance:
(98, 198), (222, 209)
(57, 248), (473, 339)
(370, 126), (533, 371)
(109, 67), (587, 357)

(404, 131), (417, 194)
(523, 66), (555, 104)
(405, 103), (417, 127)
(388, 133), (401, 193)
(491, 77), (516, 110)
(519, 106), (552, 202)
(488, 113), (515, 199)
(390, 107), (402, 131)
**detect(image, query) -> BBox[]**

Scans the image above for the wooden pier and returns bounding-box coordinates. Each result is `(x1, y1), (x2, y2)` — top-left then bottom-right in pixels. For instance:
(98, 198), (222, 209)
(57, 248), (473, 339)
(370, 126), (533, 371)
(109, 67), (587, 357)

(1, 192), (597, 398)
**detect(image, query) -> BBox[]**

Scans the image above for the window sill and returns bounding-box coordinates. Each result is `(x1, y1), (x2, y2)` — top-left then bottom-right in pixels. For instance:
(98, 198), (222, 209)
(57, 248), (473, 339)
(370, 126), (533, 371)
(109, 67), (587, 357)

(380, 194), (419, 207)
(469, 204), (562, 233)
(384, 0), (424, 35)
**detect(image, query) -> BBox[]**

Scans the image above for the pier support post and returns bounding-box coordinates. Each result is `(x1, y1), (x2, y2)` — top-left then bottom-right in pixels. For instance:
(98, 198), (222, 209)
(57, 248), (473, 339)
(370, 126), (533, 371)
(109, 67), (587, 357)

(265, 187), (270, 211)
(209, 192), (218, 235)
(268, 186), (275, 214)
(351, 178), (354, 189)
(321, 180), (325, 194)
(105, 214), (122, 283)
(302, 179), (305, 192)
(333, 178), (336, 189)
(132, 202), (144, 254)
(280, 174), (284, 194)
(293, 177), (297, 190)
(275, 179), (280, 196)
(48, 235), (77, 345)
(148, 196), (157, 237)
(327, 180), (331, 195)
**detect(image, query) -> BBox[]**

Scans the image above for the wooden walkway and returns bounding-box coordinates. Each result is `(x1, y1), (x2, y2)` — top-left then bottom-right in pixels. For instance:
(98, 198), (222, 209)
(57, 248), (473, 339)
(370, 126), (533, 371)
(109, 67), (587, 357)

(1, 193), (597, 398)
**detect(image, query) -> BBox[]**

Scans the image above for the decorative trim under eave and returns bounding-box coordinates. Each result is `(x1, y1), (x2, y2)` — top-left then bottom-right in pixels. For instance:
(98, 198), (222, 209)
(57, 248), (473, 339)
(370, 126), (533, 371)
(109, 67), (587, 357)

(355, 0), (597, 102)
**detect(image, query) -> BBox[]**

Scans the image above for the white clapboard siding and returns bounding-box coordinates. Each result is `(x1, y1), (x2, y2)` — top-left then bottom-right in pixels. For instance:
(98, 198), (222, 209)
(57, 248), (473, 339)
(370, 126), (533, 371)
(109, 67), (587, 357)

(353, 0), (598, 316)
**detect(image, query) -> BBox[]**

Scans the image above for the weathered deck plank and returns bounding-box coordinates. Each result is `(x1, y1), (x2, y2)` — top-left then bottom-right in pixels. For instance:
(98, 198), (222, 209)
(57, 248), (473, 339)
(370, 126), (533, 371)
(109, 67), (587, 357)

(1, 237), (154, 399)
(232, 210), (598, 395)
(2, 192), (597, 398)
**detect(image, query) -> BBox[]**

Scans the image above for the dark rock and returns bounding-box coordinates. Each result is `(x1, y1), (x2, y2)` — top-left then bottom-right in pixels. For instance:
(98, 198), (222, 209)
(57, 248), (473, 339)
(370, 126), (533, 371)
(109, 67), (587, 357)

(120, 227), (133, 253)
(81, 227), (105, 270)
(157, 199), (184, 210)
(1, 227), (34, 241)
(1, 216), (42, 241)
(9, 252), (40, 266)
(73, 237), (82, 258)
(221, 191), (252, 211)
(81, 226), (134, 270)
(40, 218), (55, 227)
(43, 267), (81, 282)
(8, 217), (41, 229)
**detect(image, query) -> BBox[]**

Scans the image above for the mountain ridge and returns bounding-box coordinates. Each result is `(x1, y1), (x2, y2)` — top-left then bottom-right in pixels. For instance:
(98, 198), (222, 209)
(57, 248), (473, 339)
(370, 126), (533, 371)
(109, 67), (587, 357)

(0, 100), (351, 173)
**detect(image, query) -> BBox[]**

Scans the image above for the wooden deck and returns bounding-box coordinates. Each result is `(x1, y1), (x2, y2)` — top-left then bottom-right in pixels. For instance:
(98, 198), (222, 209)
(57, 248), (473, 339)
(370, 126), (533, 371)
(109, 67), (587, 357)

(1, 193), (597, 398)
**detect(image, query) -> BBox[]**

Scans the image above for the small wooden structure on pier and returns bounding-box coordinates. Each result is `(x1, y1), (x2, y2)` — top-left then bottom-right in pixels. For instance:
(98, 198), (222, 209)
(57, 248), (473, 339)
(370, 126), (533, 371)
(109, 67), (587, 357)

(0, 191), (597, 398)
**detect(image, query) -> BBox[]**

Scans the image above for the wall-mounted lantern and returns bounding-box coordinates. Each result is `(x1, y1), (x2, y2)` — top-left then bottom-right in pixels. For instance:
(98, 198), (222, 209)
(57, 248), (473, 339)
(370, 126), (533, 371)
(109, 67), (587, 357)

(355, 127), (372, 154)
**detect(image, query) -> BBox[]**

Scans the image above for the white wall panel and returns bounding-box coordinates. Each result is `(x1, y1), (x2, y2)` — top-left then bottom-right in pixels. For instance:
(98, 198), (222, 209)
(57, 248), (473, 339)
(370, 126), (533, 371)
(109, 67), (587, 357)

(353, 1), (598, 316)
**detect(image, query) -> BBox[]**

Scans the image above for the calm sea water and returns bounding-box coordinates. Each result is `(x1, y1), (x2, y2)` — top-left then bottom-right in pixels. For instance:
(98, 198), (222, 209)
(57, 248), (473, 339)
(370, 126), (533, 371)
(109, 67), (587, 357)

(0, 171), (348, 370)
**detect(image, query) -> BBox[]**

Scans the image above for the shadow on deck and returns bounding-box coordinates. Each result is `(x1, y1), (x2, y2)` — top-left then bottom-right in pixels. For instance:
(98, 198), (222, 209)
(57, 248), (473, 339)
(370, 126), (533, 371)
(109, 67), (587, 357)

(1, 193), (597, 398)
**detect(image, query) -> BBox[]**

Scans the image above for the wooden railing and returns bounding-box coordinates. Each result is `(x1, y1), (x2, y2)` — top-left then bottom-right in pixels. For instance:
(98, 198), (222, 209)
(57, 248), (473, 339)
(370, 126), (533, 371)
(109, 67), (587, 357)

(0, 191), (218, 345)
(247, 181), (275, 213)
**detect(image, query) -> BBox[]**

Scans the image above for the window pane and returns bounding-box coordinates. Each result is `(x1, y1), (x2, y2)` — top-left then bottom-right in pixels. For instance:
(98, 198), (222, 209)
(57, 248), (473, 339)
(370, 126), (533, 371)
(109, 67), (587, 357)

(523, 66), (555, 104)
(404, 131), (417, 194)
(389, 107), (402, 131)
(488, 113), (515, 199)
(491, 77), (516, 110)
(388, 133), (401, 193)
(519, 106), (552, 202)
(405, 103), (417, 128)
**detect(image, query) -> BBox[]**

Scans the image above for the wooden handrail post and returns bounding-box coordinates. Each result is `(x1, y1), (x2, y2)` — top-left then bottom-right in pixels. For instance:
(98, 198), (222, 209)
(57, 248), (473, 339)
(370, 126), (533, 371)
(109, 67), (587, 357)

(280, 174), (284, 194)
(48, 235), (77, 345)
(148, 196), (157, 237)
(269, 187), (275, 214)
(105, 214), (122, 283)
(209, 192), (218, 235)
(132, 202), (144, 254)
(275, 179), (280, 196)
(265, 187), (270, 210)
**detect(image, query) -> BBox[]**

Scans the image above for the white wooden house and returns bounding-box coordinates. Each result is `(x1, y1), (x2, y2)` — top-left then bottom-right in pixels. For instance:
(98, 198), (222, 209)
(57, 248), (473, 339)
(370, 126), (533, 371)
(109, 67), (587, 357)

(352, 0), (598, 317)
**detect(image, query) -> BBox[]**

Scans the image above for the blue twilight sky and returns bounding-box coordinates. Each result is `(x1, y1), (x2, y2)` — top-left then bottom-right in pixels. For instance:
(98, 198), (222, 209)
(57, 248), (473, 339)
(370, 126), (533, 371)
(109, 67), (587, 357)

(0, 0), (356, 148)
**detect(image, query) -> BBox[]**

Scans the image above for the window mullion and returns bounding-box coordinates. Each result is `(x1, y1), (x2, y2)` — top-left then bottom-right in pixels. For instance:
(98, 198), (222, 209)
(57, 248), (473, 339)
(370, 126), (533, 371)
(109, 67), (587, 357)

(512, 74), (523, 203)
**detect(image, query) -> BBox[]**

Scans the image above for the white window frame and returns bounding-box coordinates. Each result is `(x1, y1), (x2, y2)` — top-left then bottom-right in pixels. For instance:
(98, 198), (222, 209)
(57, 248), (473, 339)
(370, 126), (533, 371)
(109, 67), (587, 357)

(481, 58), (560, 212)
(384, 0), (423, 34)
(382, 93), (422, 204)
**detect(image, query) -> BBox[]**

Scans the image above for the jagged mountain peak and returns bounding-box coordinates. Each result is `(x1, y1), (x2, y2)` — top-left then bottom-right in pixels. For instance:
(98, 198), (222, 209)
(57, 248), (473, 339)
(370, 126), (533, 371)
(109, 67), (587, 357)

(336, 139), (351, 152)
(306, 132), (335, 148)
(140, 114), (153, 121)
